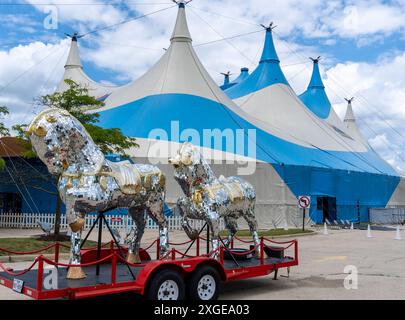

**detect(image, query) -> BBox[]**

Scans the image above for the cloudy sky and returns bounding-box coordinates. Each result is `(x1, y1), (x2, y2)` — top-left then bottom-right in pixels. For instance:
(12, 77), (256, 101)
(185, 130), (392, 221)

(1, 0), (405, 173)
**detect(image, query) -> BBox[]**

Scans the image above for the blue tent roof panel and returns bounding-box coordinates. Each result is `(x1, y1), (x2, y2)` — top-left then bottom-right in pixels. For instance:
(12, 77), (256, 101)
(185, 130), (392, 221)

(299, 60), (331, 119)
(225, 29), (288, 99)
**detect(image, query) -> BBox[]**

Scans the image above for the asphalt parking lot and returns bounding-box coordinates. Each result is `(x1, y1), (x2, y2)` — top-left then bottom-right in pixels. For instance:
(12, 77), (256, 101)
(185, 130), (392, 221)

(1, 226), (404, 300)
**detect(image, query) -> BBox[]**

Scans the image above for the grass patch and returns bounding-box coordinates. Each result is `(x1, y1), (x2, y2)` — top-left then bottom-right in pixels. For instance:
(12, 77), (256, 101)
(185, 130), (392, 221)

(219, 228), (313, 237)
(0, 238), (98, 256)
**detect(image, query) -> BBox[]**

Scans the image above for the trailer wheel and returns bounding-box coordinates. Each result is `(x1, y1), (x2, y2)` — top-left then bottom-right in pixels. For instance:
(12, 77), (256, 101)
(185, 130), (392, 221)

(187, 265), (220, 300)
(145, 269), (185, 300)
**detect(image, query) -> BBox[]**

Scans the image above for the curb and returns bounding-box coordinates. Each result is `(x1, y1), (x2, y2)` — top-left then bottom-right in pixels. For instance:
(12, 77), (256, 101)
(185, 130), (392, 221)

(233, 230), (317, 240)
(261, 230), (317, 239)
(0, 253), (70, 263)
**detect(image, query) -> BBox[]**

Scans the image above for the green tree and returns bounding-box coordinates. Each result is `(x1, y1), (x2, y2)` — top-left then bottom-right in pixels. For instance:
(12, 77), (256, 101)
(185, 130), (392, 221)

(19, 79), (139, 237)
(39, 79), (138, 156)
(0, 106), (10, 169)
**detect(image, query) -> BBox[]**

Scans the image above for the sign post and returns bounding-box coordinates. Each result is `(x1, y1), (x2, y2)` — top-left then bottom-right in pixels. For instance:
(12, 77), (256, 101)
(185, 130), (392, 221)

(298, 196), (311, 231)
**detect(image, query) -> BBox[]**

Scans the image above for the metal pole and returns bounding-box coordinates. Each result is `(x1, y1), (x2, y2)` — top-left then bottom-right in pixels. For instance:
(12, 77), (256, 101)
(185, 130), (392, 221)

(206, 224), (210, 255)
(218, 236), (240, 268)
(96, 213), (103, 276)
(80, 214), (100, 249)
(302, 208), (306, 231)
(101, 214), (136, 280)
(183, 222), (207, 257)
(357, 200), (360, 224)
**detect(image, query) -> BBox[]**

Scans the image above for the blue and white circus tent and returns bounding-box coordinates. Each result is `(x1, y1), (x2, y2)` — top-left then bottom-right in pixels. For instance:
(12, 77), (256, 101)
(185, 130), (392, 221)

(220, 67), (249, 90)
(222, 24), (404, 223)
(57, 2), (405, 226)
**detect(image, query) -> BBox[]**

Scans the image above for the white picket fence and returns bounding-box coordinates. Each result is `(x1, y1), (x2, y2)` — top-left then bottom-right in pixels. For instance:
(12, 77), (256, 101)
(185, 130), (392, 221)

(0, 212), (224, 231)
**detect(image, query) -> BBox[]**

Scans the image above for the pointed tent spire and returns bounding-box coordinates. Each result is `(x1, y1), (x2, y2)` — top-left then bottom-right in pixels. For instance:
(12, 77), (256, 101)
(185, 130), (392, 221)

(221, 71), (231, 87)
(343, 97), (368, 145)
(308, 56), (324, 88)
(259, 23), (279, 63)
(64, 32), (83, 69)
(170, 1), (192, 42)
(220, 68), (249, 90)
(234, 67), (249, 83)
(298, 57), (332, 119)
(57, 32), (116, 98)
(344, 97), (356, 123)
(225, 22), (288, 99)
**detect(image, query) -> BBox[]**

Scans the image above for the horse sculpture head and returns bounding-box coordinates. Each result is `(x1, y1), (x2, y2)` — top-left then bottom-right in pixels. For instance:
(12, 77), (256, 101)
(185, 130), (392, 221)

(27, 108), (104, 175)
(169, 142), (216, 192)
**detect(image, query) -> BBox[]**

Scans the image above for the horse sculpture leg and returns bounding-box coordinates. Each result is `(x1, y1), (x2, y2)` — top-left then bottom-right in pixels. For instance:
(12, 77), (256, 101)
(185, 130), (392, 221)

(127, 207), (146, 264)
(177, 197), (199, 240)
(146, 193), (169, 258)
(66, 207), (86, 279)
(207, 210), (220, 259)
(146, 207), (169, 258)
(224, 216), (238, 247)
(244, 208), (261, 258)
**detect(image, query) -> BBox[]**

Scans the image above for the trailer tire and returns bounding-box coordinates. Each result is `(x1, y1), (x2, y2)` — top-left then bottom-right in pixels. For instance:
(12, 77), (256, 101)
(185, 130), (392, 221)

(187, 265), (220, 300)
(145, 269), (185, 300)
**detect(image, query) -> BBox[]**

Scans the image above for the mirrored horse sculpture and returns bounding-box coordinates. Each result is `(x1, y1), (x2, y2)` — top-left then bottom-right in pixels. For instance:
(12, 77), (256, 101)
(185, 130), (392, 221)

(169, 142), (260, 258)
(27, 108), (169, 279)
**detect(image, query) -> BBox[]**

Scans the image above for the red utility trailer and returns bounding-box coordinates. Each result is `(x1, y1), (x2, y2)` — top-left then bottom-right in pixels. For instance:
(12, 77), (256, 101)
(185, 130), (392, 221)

(0, 236), (298, 300)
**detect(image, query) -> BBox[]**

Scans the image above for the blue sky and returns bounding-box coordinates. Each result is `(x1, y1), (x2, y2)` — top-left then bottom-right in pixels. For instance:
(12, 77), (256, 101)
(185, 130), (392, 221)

(1, 0), (405, 172)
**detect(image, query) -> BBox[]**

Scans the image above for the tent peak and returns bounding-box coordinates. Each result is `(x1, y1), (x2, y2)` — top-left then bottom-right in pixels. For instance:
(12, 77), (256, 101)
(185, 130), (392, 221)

(307, 56), (324, 89)
(260, 22), (277, 32)
(65, 32), (84, 42)
(221, 68), (249, 90)
(259, 22), (280, 63)
(345, 97), (355, 104)
(170, 0), (192, 42)
(344, 97), (356, 123)
(310, 56), (321, 64)
(221, 71), (232, 86)
(64, 32), (83, 69)
(172, 0), (192, 8)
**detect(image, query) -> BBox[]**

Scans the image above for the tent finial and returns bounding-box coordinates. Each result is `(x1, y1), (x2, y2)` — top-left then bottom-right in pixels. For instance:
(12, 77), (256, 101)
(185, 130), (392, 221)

(220, 71), (232, 77)
(172, 0), (192, 7)
(221, 71), (232, 86)
(260, 22), (277, 31)
(309, 56), (321, 64)
(345, 97), (354, 104)
(65, 32), (84, 42)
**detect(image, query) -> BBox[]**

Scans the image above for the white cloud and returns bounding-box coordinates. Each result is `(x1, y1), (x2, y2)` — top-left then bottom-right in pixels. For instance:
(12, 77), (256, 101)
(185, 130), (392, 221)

(323, 53), (405, 173)
(24, 0), (125, 29)
(0, 40), (69, 128)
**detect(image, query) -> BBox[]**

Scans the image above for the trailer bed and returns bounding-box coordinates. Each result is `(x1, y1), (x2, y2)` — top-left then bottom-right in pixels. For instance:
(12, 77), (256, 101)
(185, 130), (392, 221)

(0, 236), (298, 300)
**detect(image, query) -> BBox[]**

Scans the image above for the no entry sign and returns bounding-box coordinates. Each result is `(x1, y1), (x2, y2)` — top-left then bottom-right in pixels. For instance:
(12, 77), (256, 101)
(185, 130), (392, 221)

(298, 195), (311, 209)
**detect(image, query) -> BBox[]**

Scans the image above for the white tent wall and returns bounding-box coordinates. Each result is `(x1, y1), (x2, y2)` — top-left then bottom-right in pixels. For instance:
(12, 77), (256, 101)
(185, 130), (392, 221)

(387, 176), (405, 207)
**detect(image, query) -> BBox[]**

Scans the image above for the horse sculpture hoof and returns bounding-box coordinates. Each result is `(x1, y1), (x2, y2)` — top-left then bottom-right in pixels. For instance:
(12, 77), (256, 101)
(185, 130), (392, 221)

(126, 252), (141, 264)
(187, 230), (199, 241)
(67, 266), (86, 280)
(69, 218), (85, 233)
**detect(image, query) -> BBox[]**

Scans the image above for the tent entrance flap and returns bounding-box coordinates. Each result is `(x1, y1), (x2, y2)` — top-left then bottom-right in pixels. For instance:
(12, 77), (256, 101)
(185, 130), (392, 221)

(317, 196), (337, 223)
